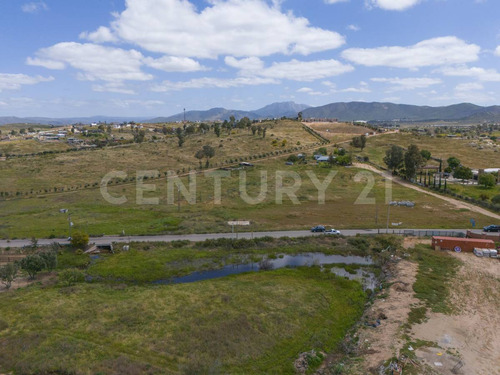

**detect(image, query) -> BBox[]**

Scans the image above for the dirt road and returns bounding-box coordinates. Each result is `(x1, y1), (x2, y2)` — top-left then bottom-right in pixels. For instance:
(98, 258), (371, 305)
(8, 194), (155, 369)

(354, 163), (500, 221)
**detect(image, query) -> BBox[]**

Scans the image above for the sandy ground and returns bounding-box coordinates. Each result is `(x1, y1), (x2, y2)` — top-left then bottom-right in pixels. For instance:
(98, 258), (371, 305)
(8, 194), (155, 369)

(356, 259), (420, 373)
(354, 163), (500, 221)
(0, 272), (55, 293)
(412, 253), (500, 375)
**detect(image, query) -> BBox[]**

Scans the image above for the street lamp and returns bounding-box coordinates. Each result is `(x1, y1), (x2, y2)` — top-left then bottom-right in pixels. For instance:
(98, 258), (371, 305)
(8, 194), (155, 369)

(59, 209), (73, 240)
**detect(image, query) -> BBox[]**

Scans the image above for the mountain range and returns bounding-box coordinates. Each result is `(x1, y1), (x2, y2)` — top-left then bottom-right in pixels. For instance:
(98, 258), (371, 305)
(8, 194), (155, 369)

(1, 101), (500, 125)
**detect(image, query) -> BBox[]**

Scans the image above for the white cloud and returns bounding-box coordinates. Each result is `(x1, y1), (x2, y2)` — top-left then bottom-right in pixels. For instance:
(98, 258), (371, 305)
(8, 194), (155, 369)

(26, 57), (65, 70)
(325, 0), (349, 4)
(342, 37), (480, 69)
(79, 27), (118, 43)
(347, 24), (360, 31)
(225, 56), (265, 72)
(152, 76), (279, 92)
(144, 56), (207, 72)
(92, 82), (136, 95)
(439, 65), (500, 81)
(225, 57), (353, 82)
(371, 77), (442, 90)
(455, 82), (484, 92)
(254, 59), (354, 81)
(82, 0), (345, 59)
(0, 73), (54, 92)
(21, 1), (48, 13)
(368, 0), (420, 11)
(297, 87), (313, 93)
(27, 42), (153, 82)
(495, 46), (500, 56)
(110, 99), (165, 109)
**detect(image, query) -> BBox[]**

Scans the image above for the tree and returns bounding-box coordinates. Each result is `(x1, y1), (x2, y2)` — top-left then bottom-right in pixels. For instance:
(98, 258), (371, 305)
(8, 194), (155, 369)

(479, 173), (496, 188)
(71, 231), (89, 249)
(0, 263), (18, 289)
(420, 149), (431, 160)
(262, 127), (267, 138)
(404, 144), (424, 179)
(298, 112), (303, 121)
(30, 236), (38, 250)
(447, 157), (461, 171)
(317, 147), (328, 155)
(383, 145), (404, 173)
(133, 130), (145, 143)
(214, 124), (221, 137)
(251, 125), (257, 136)
(336, 154), (352, 166)
(453, 166), (473, 183)
(195, 149), (205, 168)
(351, 135), (367, 150)
(492, 194), (500, 205)
(39, 251), (57, 271)
(19, 254), (45, 279)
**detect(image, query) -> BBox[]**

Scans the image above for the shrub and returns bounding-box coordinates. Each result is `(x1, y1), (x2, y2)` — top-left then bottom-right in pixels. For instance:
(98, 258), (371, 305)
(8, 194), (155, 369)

(58, 268), (85, 286)
(19, 254), (45, 279)
(492, 195), (500, 205)
(71, 231), (89, 249)
(0, 263), (18, 289)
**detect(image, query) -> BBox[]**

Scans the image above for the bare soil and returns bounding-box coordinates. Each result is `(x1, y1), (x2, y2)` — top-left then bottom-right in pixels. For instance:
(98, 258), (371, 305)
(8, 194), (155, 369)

(356, 259), (420, 373)
(412, 253), (500, 375)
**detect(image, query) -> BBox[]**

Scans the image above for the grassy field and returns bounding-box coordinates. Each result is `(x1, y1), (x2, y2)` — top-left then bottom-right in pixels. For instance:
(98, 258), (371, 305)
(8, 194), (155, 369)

(447, 183), (500, 202)
(0, 266), (367, 374)
(85, 236), (377, 283)
(0, 120), (319, 193)
(0, 157), (493, 239)
(357, 132), (500, 169)
(307, 122), (372, 143)
(0, 139), (72, 155)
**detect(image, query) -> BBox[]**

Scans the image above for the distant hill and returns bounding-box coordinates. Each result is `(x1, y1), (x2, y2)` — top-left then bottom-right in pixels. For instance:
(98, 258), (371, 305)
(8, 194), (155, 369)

(2, 101), (500, 125)
(145, 102), (310, 123)
(253, 102), (310, 118)
(146, 108), (256, 123)
(0, 116), (148, 126)
(301, 102), (492, 122)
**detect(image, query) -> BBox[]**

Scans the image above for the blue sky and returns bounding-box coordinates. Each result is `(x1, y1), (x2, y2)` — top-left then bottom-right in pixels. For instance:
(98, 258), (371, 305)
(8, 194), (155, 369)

(0, 0), (499, 117)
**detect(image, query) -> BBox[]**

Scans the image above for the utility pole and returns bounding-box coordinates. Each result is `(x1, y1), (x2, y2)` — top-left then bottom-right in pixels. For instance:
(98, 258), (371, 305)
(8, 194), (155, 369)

(386, 204), (391, 234)
(68, 213), (72, 239)
(177, 186), (181, 212)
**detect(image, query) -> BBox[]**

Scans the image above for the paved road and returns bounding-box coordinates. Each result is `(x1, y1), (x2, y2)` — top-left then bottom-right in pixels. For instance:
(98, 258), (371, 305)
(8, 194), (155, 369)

(0, 228), (476, 248)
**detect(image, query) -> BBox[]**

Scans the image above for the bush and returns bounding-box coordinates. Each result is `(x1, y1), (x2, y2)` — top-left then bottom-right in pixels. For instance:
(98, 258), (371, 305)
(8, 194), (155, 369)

(58, 268), (85, 286)
(0, 263), (18, 289)
(71, 231), (89, 249)
(492, 195), (500, 205)
(19, 254), (45, 279)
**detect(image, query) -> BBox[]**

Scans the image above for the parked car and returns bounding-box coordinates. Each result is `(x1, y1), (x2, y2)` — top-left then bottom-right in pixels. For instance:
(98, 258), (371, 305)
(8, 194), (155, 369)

(325, 229), (341, 235)
(311, 225), (325, 233)
(483, 225), (500, 232)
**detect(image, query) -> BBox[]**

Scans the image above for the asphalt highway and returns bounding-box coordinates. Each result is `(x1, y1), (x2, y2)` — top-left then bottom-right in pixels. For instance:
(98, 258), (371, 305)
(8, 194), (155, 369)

(0, 228), (478, 248)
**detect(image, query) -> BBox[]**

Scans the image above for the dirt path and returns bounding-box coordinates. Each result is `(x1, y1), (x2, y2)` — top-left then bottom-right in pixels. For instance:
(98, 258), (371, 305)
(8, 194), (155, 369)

(355, 259), (419, 373)
(354, 163), (500, 221)
(411, 253), (500, 375)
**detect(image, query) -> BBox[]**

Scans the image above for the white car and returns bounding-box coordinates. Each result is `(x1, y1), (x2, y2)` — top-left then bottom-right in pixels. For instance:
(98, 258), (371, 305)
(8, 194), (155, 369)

(325, 229), (341, 235)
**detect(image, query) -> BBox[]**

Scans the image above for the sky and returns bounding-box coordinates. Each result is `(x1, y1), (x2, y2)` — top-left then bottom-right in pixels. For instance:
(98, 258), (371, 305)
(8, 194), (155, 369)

(0, 0), (499, 117)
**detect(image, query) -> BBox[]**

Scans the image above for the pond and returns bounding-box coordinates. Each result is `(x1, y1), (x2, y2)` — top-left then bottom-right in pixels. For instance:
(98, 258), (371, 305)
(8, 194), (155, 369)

(153, 253), (377, 290)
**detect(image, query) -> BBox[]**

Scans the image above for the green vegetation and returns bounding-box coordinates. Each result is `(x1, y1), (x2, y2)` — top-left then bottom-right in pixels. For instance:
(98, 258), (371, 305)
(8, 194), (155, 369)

(87, 236), (375, 283)
(0, 158), (494, 239)
(0, 267), (367, 374)
(358, 132), (499, 169)
(412, 245), (461, 314)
